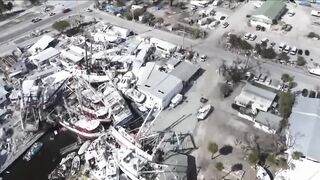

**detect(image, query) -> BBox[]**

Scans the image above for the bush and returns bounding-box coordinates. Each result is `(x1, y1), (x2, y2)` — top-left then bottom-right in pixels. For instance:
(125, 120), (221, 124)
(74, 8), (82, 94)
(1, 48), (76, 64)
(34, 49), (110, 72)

(247, 150), (259, 166)
(52, 20), (70, 32)
(278, 52), (290, 61)
(292, 151), (303, 160)
(216, 162), (224, 171)
(261, 47), (277, 59)
(297, 56), (306, 66)
(281, 73), (293, 83)
(229, 34), (253, 50)
(307, 32), (320, 39)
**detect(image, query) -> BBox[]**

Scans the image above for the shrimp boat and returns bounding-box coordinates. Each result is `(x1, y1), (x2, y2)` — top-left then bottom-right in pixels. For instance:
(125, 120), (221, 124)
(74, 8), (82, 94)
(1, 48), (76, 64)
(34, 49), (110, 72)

(23, 142), (43, 161)
(70, 155), (80, 176)
(59, 117), (105, 138)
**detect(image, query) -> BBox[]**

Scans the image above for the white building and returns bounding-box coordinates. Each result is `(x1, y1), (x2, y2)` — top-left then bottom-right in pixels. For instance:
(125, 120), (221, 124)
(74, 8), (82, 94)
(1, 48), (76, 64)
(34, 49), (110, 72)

(138, 62), (183, 109)
(150, 37), (177, 54)
(235, 84), (276, 113)
(29, 47), (60, 66)
(28, 35), (54, 55)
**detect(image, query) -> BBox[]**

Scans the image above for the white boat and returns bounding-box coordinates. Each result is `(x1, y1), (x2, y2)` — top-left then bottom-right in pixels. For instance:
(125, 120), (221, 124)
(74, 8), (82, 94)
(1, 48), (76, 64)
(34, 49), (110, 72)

(124, 88), (146, 104)
(78, 140), (90, 155)
(102, 85), (133, 125)
(70, 155), (80, 176)
(59, 117), (105, 138)
(197, 104), (213, 120)
(72, 69), (115, 83)
(81, 89), (103, 104)
(79, 104), (111, 122)
(257, 165), (271, 180)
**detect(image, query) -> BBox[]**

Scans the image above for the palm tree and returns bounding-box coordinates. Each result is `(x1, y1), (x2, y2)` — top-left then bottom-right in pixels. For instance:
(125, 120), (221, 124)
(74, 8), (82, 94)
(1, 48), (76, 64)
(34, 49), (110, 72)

(208, 142), (219, 159)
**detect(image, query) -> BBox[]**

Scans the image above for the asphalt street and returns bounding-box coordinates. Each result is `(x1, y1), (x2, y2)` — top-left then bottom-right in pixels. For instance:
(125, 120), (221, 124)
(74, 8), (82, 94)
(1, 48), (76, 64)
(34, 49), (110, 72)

(0, 1), (92, 44)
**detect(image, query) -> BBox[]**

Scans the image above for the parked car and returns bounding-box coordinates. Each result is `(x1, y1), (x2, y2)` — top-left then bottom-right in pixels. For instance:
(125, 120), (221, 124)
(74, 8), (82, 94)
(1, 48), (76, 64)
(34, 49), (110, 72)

(200, 55), (207, 61)
(62, 8), (72, 13)
(49, 12), (55, 16)
(261, 37), (269, 43)
(86, 8), (93, 12)
(222, 22), (229, 28)
(256, 25), (261, 31)
(283, 46), (291, 54)
(270, 42), (276, 47)
(249, 33), (257, 41)
(285, 24), (292, 31)
(305, 50), (310, 56)
(298, 49), (303, 55)
(200, 97), (208, 103)
(290, 46), (297, 55)
(261, 26), (266, 31)
(302, 89), (308, 97)
(288, 10), (295, 17)
(31, 17), (41, 23)
(244, 33), (250, 40)
(279, 42), (285, 51)
(309, 90), (316, 98)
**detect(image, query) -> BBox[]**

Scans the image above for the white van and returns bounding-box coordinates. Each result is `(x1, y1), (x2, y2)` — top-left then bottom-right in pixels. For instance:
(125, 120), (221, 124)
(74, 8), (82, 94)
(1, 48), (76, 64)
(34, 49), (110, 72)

(170, 94), (183, 108)
(290, 46), (297, 55)
(279, 42), (285, 51)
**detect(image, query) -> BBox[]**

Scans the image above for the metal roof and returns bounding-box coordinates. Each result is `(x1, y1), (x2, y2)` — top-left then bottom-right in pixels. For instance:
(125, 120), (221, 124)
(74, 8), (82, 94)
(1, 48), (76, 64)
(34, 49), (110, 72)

(169, 61), (200, 82)
(289, 96), (320, 161)
(255, 112), (281, 131)
(254, 0), (286, 20)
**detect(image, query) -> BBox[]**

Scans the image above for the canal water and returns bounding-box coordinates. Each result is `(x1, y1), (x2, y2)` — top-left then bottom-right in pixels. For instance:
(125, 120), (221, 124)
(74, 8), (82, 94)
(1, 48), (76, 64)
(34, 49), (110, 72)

(0, 129), (77, 180)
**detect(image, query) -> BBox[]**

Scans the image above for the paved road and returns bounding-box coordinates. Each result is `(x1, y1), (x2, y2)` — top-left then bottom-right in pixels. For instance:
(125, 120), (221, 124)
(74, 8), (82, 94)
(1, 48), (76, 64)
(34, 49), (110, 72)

(0, 1), (92, 44)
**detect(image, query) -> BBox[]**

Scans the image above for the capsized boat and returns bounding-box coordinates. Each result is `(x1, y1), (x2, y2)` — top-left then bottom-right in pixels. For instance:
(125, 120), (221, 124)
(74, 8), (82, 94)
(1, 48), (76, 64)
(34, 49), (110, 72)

(23, 142), (43, 161)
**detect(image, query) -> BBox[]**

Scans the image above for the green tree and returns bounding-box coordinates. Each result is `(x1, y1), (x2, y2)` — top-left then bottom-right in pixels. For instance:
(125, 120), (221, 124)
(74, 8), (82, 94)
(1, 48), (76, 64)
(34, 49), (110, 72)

(208, 142), (219, 159)
(52, 20), (70, 33)
(278, 92), (295, 118)
(261, 47), (277, 59)
(278, 158), (289, 169)
(297, 56), (306, 66)
(0, 0), (6, 15)
(246, 150), (259, 166)
(266, 153), (277, 166)
(292, 151), (303, 160)
(216, 162), (224, 171)
(278, 52), (290, 62)
(281, 73), (293, 83)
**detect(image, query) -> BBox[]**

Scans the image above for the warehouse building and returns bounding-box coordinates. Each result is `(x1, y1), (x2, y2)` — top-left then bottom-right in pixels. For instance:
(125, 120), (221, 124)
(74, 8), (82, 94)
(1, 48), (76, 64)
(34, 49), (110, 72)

(250, 0), (286, 27)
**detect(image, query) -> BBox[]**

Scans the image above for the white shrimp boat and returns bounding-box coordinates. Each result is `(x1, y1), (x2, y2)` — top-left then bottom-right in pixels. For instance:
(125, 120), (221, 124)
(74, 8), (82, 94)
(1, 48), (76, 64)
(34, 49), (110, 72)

(72, 69), (115, 83)
(102, 85), (133, 125)
(257, 165), (271, 180)
(197, 104), (213, 120)
(70, 155), (80, 176)
(78, 140), (91, 155)
(59, 117), (105, 138)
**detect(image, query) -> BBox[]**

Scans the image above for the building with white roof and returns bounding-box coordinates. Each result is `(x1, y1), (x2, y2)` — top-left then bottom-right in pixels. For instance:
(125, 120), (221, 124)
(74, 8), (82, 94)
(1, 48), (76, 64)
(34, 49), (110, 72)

(150, 37), (177, 54)
(29, 47), (60, 66)
(235, 83), (276, 113)
(28, 35), (54, 55)
(138, 63), (183, 108)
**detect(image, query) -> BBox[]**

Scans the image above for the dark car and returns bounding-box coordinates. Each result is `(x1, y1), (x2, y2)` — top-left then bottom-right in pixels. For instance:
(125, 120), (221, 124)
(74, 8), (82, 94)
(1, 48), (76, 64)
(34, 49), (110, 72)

(220, 16), (226, 21)
(261, 26), (266, 31)
(298, 49), (303, 55)
(285, 24), (292, 31)
(200, 97), (208, 103)
(63, 8), (72, 13)
(309, 90), (316, 98)
(31, 17), (41, 23)
(305, 50), (310, 56)
(302, 89), (308, 97)
(256, 25), (261, 31)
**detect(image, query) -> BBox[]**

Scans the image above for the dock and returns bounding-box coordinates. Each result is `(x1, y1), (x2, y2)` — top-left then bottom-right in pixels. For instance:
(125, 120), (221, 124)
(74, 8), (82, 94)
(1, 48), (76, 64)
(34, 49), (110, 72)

(0, 131), (46, 174)
(59, 142), (80, 155)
